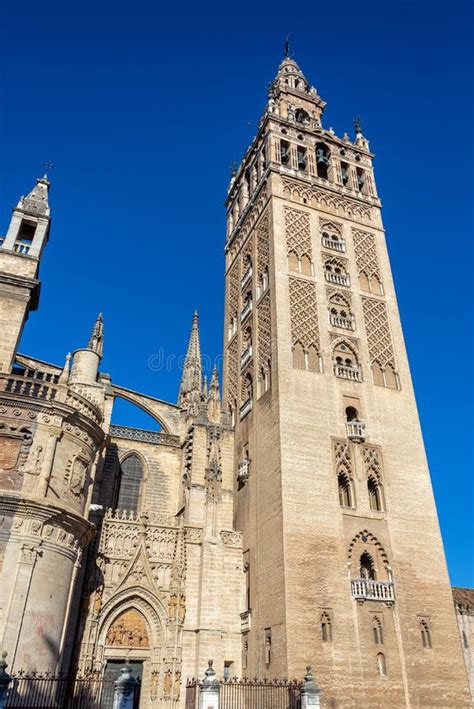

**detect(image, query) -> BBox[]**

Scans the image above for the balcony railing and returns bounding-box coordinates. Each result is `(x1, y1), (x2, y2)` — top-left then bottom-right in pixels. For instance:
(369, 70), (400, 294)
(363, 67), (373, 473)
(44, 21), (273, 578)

(13, 241), (31, 255)
(330, 314), (354, 330)
(346, 420), (366, 443)
(334, 364), (361, 382)
(241, 265), (253, 289)
(322, 236), (346, 252)
(325, 271), (350, 287)
(240, 345), (252, 368)
(240, 300), (252, 322)
(351, 579), (395, 603)
(240, 610), (252, 633)
(239, 398), (253, 419)
(237, 459), (250, 485)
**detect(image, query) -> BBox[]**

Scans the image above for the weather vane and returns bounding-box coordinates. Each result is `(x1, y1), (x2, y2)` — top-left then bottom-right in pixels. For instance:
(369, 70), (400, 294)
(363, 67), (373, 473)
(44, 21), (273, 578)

(354, 116), (363, 134)
(41, 161), (55, 171)
(284, 34), (290, 58)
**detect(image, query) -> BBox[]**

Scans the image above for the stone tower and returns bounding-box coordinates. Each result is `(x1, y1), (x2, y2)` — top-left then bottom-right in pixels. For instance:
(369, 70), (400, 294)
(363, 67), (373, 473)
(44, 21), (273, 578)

(223, 55), (470, 706)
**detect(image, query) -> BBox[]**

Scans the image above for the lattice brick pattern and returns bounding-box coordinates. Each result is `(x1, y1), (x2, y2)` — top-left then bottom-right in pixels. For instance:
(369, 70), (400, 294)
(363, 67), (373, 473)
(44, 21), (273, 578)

(228, 263), (239, 319)
(256, 211), (270, 278)
(284, 206), (312, 259)
(333, 439), (353, 476)
(352, 229), (380, 278)
(362, 298), (395, 368)
(226, 337), (238, 406)
(257, 292), (271, 367)
(288, 277), (320, 350)
(362, 445), (383, 481)
(282, 176), (373, 221)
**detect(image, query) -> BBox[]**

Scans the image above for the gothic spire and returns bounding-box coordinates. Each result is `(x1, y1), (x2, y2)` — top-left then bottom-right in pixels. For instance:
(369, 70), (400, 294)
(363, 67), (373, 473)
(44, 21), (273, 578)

(87, 312), (104, 358)
(207, 366), (221, 424)
(178, 311), (203, 409)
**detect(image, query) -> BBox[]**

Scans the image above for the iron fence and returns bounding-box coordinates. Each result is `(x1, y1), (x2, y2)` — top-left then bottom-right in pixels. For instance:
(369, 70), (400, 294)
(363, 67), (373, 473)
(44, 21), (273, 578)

(5, 671), (140, 709)
(185, 677), (302, 709)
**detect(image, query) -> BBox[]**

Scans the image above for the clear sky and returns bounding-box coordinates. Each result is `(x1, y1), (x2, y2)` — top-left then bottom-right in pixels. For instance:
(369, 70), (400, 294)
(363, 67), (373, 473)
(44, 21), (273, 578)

(1, 0), (473, 585)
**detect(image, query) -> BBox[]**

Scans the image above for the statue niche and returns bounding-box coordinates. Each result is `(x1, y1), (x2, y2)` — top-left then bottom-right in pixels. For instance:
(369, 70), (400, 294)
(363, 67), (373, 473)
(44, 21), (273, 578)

(105, 608), (150, 648)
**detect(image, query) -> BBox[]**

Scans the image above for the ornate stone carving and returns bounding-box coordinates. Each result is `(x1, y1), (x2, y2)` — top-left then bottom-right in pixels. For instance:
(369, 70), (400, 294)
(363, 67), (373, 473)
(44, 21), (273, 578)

(221, 530), (243, 547)
(0, 425), (33, 490)
(105, 609), (149, 648)
(256, 211), (269, 281)
(282, 176), (373, 221)
(353, 229), (380, 279)
(205, 428), (222, 503)
(257, 292), (271, 369)
(226, 337), (238, 408)
(64, 451), (90, 497)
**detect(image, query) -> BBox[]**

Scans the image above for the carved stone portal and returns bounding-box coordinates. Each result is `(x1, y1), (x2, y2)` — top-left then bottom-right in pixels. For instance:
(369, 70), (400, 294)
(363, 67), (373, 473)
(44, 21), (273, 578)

(105, 609), (150, 648)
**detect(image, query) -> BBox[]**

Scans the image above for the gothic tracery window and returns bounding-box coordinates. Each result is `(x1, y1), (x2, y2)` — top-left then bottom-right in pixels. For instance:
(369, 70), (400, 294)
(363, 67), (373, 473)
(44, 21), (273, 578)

(316, 142), (330, 180)
(115, 453), (144, 514)
(338, 472), (353, 508)
(373, 616), (384, 645)
(420, 620), (432, 649)
(360, 551), (376, 580)
(368, 476), (383, 512)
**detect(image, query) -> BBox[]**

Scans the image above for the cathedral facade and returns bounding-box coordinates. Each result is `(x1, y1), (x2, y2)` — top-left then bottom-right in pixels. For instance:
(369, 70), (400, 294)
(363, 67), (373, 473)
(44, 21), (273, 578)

(0, 55), (471, 707)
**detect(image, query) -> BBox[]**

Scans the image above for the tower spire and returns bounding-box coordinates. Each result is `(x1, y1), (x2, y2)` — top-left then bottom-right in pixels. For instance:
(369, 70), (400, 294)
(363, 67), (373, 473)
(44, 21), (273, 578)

(178, 311), (203, 411)
(87, 312), (104, 359)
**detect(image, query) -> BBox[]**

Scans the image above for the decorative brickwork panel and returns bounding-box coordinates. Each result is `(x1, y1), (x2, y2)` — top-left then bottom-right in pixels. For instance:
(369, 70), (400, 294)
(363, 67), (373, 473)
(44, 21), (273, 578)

(362, 445), (383, 482)
(256, 211), (269, 279)
(228, 263), (239, 320)
(362, 298), (395, 368)
(288, 277), (320, 351)
(353, 229), (380, 279)
(257, 292), (271, 368)
(333, 439), (353, 477)
(284, 207), (312, 259)
(282, 176), (373, 221)
(226, 337), (238, 407)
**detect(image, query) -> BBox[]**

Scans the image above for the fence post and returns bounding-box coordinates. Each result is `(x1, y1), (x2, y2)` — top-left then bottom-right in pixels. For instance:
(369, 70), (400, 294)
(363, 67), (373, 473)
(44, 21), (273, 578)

(199, 660), (220, 709)
(113, 665), (138, 709)
(300, 665), (321, 708)
(0, 652), (11, 709)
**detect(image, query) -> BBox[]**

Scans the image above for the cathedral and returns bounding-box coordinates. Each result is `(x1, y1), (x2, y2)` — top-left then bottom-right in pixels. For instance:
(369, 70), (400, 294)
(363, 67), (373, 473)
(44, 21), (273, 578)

(0, 53), (471, 708)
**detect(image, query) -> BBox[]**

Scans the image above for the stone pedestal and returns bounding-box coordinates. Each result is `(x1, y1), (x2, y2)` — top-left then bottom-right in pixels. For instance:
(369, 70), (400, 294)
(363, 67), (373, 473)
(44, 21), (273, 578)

(113, 665), (138, 709)
(199, 660), (220, 709)
(301, 666), (321, 708)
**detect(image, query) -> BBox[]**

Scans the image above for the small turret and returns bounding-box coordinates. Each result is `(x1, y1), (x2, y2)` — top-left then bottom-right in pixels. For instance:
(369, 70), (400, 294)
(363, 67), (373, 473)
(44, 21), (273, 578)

(69, 313), (104, 385)
(1, 175), (51, 258)
(207, 367), (221, 424)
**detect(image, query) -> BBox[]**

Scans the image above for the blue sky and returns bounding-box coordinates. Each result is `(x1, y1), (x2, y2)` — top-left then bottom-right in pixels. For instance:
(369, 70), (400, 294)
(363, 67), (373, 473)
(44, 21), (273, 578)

(1, 0), (473, 585)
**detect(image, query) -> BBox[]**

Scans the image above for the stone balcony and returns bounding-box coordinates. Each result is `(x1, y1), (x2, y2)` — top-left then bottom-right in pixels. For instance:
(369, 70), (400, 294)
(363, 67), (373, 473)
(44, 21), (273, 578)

(240, 610), (252, 633)
(330, 314), (354, 330)
(334, 364), (361, 382)
(325, 272), (350, 287)
(346, 420), (366, 443)
(241, 265), (253, 289)
(237, 458), (250, 486)
(322, 236), (345, 253)
(351, 579), (395, 604)
(240, 300), (252, 322)
(13, 241), (31, 255)
(240, 345), (252, 369)
(239, 398), (253, 420)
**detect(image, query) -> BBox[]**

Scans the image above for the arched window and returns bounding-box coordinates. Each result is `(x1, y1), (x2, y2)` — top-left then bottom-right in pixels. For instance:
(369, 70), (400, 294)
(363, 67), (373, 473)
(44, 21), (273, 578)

(295, 109), (310, 125)
(338, 473), (353, 508)
(115, 454), (144, 514)
(345, 406), (359, 422)
(360, 551), (376, 580)
(377, 652), (387, 676)
(368, 476), (383, 512)
(300, 253), (312, 276)
(385, 364), (398, 390)
(292, 342), (306, 369)
(373, 616), (384, 645)
(420, 620), (432, 649)
(371, 361), (384, 387)
(316, 143), (330, 180)
(321, 613), (332, 642)
(307, 345), (319, 372)
(288, 251), (299, 272)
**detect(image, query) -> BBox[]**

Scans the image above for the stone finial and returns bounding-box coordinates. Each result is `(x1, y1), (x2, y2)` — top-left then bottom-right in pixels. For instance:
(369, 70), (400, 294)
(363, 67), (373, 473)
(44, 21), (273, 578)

(0, 651), (12, 709)
(178, 311), (203, 414)
(58, 352), (71, 384)
(301, 664), (321, 708)
(87, 313), (104, 358)
(204, 659), (216, 683)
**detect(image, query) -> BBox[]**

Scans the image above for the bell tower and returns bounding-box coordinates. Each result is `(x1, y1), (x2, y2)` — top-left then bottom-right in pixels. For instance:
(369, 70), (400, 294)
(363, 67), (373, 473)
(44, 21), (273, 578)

(223, 54), (470, 706)
(0, 176), (51, 372)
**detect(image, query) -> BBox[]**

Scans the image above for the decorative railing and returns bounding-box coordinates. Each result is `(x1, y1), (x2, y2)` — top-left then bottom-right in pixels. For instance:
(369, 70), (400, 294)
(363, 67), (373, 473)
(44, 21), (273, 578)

(322, 236), (345, 252)
(334, 364), (361, 382)
(239, 398), (253, 419)
(65, 390), (102, 424)
(240, 300), (252, 322)
(13, 241), (31, 255)
(240, 345), (252, 368)
(351, 578), (395, 603)
(330, 314), (354, 330)
(109, 424), (180, 447)
(241, 265), (253, 289)
(0, 373), (58, 401)
(240, 610), (252, 632)
(325, 271), (350, 287)
(237, 459), (250, 485)
(186, 675), (302, 709)
(11, 366), (59, 383)
(346, 420), (366, 443)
